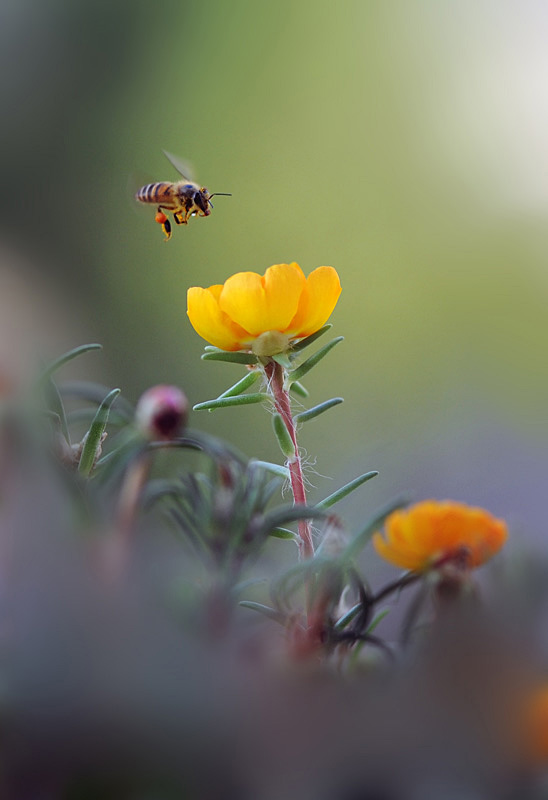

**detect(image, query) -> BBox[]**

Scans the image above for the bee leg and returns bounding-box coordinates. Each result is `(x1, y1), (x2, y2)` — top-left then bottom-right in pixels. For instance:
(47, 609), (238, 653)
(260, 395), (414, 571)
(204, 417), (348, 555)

(155, 209), (172, 241)
(162, 217), (172, 241)
(174, 211), (189, 225)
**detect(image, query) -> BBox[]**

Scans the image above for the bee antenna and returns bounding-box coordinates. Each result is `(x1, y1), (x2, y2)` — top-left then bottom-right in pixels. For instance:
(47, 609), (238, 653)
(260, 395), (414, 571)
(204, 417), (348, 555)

(209, 193), (232, 198)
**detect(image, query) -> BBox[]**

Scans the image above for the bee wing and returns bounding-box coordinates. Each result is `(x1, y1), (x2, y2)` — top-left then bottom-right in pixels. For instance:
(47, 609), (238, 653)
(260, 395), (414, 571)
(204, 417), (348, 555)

(163, 150), (196, 181)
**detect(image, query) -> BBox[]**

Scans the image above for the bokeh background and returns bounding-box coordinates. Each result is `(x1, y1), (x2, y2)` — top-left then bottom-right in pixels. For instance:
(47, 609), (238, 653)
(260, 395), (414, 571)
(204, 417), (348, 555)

(1, 0), (548, 553)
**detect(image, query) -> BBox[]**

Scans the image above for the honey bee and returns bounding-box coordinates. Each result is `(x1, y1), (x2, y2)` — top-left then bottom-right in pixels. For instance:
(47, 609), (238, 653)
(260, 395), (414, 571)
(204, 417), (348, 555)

(135, 151), (230, 240)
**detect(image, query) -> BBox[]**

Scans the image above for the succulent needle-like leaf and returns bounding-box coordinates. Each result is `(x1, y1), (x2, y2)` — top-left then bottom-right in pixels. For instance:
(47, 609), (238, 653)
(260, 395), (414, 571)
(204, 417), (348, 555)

(239, 601), (286, 624)
(315, 471), (379, 511)
(290, 324), (332, 353)
(46, 377), (70, 443)
(293, 397), (344, 424)
(249, 459), (290, 480)
(218, 371), (260, 399)
(272, 413), (295, 459)
(290, 381), (309, 398)
(78, 388), (120, 477)
(201, 351), (258, 365)
(259, 504), (327, 538)
(193, 393), (267, 411)
(269, 527), (298, 540)
(287, 336), (344, 385)
(39, 343), (102, 385)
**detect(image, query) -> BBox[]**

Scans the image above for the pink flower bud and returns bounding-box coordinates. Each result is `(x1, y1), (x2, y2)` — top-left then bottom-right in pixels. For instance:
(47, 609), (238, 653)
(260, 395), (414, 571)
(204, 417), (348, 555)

(135, 385), (188, 441)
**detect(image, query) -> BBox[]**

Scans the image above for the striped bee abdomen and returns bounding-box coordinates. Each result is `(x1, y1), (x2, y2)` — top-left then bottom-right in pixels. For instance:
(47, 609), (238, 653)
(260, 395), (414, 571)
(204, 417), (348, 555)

(136, 182), (176, 207)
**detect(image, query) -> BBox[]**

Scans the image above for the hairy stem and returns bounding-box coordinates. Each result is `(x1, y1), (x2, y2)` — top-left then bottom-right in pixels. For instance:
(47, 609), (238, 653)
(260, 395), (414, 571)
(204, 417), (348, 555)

(265, 360), (314, 561)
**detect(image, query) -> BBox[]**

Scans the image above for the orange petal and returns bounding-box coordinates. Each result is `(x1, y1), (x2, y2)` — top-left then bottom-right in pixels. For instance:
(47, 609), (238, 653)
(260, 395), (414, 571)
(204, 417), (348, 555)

(287, 266), (341, 338)
(372, 531), (425, 571)
(219, 264), (306, 336)
(187, 285), (250, 351)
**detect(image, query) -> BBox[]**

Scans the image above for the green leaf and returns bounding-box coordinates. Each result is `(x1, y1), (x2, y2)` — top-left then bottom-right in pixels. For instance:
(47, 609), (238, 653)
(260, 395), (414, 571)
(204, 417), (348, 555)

(366, 608), (390, 634)
(342, 495), (409, 562)
(269, 527), (298, 540)
(258, 504), (327, 538)
(290, 324), (332, 353)
(218, 371), (260, 398)
(334, 603), (362, 631)
(249, 459), (290, 479)
(239, 601), (286, 624)
(67, 407), (128, 428)
(290, 381), (309, 398)
(60, 380), (134, 419)
(142, 479), (182, 509)
(45, 377), (70, 443)
(201, 351), (258, 365)
(315, 471), (379, 511)
(272, 413), (295, 459)
(293, 397), (344, 424)
(78, 388), (120, 476)
(287, 336), (344, 385)
(193, 392), (267, 411)
(38, 343), (102, 384)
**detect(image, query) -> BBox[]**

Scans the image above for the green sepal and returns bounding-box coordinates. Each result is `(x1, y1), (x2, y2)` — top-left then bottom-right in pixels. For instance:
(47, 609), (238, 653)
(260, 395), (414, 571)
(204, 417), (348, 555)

(38, 343), (102, 385)
(290, 324), (332, 353)
(249, 459), (290, 480)
(315, 470), (379, 511)
(271, 353), (292, 369)
(272, 413), (295, 459)
(269, 527), (298, 540)
(218, 371), (260, 398)
(239, 601), (286, 624)
(341, 495), (409, 562)
(193, 392), (267, 411)
(290, 381), (309, 398)
(293, 397), (344, 424)
(201, 350), (258, 365)
(78, 388), (120, 476)
(287, 336), (344, 385)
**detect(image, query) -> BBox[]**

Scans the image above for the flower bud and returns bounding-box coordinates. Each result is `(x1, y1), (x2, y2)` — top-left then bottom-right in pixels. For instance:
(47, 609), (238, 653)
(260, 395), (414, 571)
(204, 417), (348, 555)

(135, 385), (188, 441)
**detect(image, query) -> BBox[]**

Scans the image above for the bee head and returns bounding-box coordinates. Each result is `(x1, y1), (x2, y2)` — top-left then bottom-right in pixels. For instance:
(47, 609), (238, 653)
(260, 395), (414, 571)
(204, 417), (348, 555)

(194, 188), (211, 216)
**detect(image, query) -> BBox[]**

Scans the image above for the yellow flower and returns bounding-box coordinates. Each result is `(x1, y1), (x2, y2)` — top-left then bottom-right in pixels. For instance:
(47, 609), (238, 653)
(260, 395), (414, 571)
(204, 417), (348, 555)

(373, 500), (508, 572)
(187, 263), (341, 355)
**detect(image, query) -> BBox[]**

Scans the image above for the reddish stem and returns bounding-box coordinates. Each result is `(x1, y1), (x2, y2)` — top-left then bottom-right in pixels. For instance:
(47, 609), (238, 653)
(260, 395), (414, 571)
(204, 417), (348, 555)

(264, 360), (314, 561)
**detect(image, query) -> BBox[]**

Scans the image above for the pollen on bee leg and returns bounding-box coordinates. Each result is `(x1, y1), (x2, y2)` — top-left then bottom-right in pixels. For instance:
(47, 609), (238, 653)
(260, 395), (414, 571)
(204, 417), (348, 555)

(154, 211), (171, 240)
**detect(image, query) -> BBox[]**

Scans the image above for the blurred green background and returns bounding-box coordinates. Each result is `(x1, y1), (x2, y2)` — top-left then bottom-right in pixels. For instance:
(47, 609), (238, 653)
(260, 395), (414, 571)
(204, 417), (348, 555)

(2, 1), (548, 542)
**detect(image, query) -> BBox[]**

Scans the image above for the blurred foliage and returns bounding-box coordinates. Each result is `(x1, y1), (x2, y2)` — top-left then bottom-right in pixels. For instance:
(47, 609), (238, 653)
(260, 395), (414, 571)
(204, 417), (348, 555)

(1, 1), (548, 540)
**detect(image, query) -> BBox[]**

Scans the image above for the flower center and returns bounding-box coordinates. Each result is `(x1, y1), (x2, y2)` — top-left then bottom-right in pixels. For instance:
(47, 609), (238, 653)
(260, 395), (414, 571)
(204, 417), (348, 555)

(251, 330), (292, 357)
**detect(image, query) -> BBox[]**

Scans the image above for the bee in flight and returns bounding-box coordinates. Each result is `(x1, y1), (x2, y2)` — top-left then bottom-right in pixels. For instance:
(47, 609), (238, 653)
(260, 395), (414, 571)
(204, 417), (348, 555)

(135, 151), (231, 240)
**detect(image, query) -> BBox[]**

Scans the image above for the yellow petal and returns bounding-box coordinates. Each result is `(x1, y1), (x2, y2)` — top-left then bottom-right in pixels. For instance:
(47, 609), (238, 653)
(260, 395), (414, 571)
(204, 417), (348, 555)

(287, 266), (341, 338)
(219, 263), (306, 336)
(187, 286), (250, 351)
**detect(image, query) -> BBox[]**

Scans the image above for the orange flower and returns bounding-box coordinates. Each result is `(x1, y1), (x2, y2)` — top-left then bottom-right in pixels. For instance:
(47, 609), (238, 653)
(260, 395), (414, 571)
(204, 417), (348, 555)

(187, 262), (341, 355)
(373, 500), (508, 572)
(521, 685), (548, 764)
